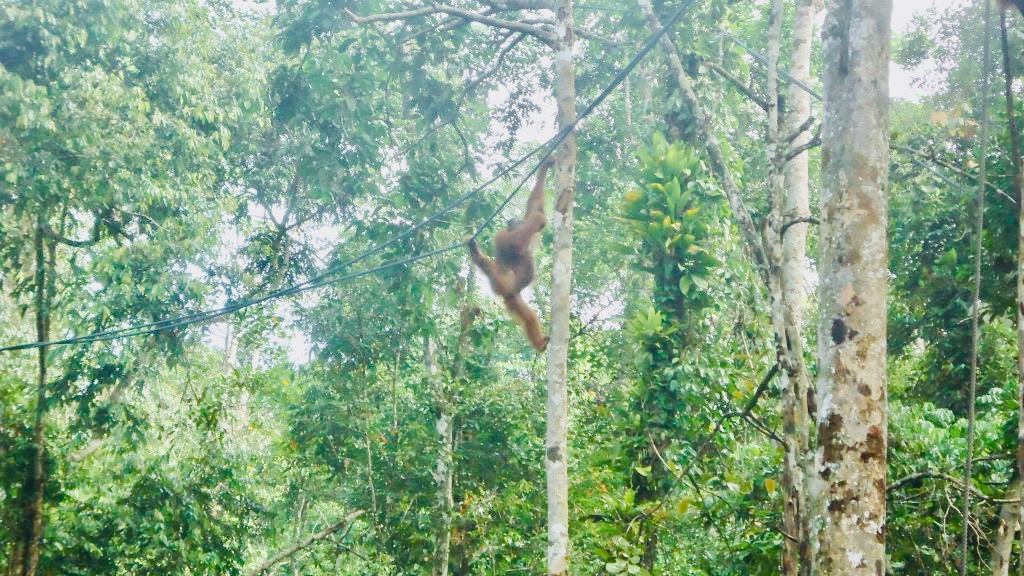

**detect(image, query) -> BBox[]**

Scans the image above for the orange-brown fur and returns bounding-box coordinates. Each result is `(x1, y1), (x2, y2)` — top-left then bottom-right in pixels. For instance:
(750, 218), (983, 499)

(467, 159), (552, 351)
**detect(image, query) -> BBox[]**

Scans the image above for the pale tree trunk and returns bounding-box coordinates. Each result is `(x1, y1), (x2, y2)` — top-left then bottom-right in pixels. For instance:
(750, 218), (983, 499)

(781, 1), (819, 574)
(426, 335), (454, 576)
(965, 1), (992, 571)
(1010, 3), (1024, 572)
(292, 495), (307, 576)
(765, 0), (816, 570)
(545, 1), (577, 573)
(362, 384), (378, 525)
(811, 1), (891, 574)
(223, 321), (237, 370)
(764, 4), (797, 573)
(992, 11), (1023, 575)
(345, 3), (577, 570)
(992, 478), (1022, 576)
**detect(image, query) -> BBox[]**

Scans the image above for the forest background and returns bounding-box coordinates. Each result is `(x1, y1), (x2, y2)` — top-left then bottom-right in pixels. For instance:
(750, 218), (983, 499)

(0, 0), (1015, 575)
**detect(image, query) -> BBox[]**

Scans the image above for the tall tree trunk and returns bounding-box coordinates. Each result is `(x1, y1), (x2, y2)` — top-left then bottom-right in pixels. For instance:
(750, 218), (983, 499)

(764, 3), (799, 573)
(16, 219), (50, 576)
(811, 1), (891, 573)
(992, 11), (1023, 575)
(427, 334), (454, 576)
(964, 2), (993, 572)
(1010, 3), (1024, 572)
(223, 322), (237, 370)
(782, 2), (819, 574)
(546, 1), (577, 573)
(992, 478), (1022, 576)
(362, 384), (378, 526)
(292, 495), (307, 576)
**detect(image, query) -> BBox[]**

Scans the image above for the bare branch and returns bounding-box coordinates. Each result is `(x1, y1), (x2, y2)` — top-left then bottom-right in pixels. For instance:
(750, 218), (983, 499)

(653, 363), (780, 486)
(702, 59), (768, 111)
(505, 15), (625, 48)
(573, 27), (623, 46)
(780, 216), (819, 237)
(722, 31), (823, 102)
(893, 144), (1016, 205)
(476, 0), (555, 9)
(889, 472), (1018, 504)
(783, 131), (820, 163)
(782, 115), (816, 145)
(429, 3), (557, 44)
(345, 6), (437, 23)
(246, 510), (365, 576)
(465, 32), (526, 93)
(399, 8), (499, 44)
(350, 3), (555, 44)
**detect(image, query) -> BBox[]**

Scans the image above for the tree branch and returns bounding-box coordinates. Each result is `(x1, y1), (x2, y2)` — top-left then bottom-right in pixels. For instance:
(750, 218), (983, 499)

(700, 58), (768, 111)
(782, 115), (816, 145)
(889, 472), (1018, 504)
(348, 3), (555, 45)
(245, 510), (364, 576)
(429, 3), (557, 44)
(652, 363), (780, 486)
(780, 216), (819, 237)
(783, 131), (820, 163)
(722, 31), (823, 102)
(345, 6), (436, 23)
(43, 214), (102, 248)
(399, 8), (499, 44)
(465, 32), (526, 94)
(476, 0), (555, 9)
(573, 27), (623, 46)
(893, 144), (1016, 205)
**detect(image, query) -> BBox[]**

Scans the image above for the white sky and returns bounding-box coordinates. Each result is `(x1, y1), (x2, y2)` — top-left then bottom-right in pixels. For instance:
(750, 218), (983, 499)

(890, 0), (967, 100)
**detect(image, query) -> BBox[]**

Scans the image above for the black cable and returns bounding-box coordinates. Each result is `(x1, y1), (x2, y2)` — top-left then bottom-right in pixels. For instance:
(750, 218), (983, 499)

(0, 0), (696, 353)
(721, 31), (823, 102)
(0, 244), (462, 351)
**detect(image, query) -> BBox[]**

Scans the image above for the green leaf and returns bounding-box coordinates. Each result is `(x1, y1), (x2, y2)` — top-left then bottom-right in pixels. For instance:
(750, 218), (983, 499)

(606, 561), (627, 574)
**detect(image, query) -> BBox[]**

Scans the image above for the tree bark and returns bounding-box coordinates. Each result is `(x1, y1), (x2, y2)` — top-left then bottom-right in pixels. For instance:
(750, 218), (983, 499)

(764, 4), (798, 574)
(992, 478), (1021, 576)
(992, 11), (1023, 576)
(811, 1), (891, 574)
(964, 2), (993, 572)
(427, 335), (454, 576)
(545, 1), (577, 573)
(781, 2), (819, 574)
(362, 384), (378, 525)
(292, 495), (307, 576)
